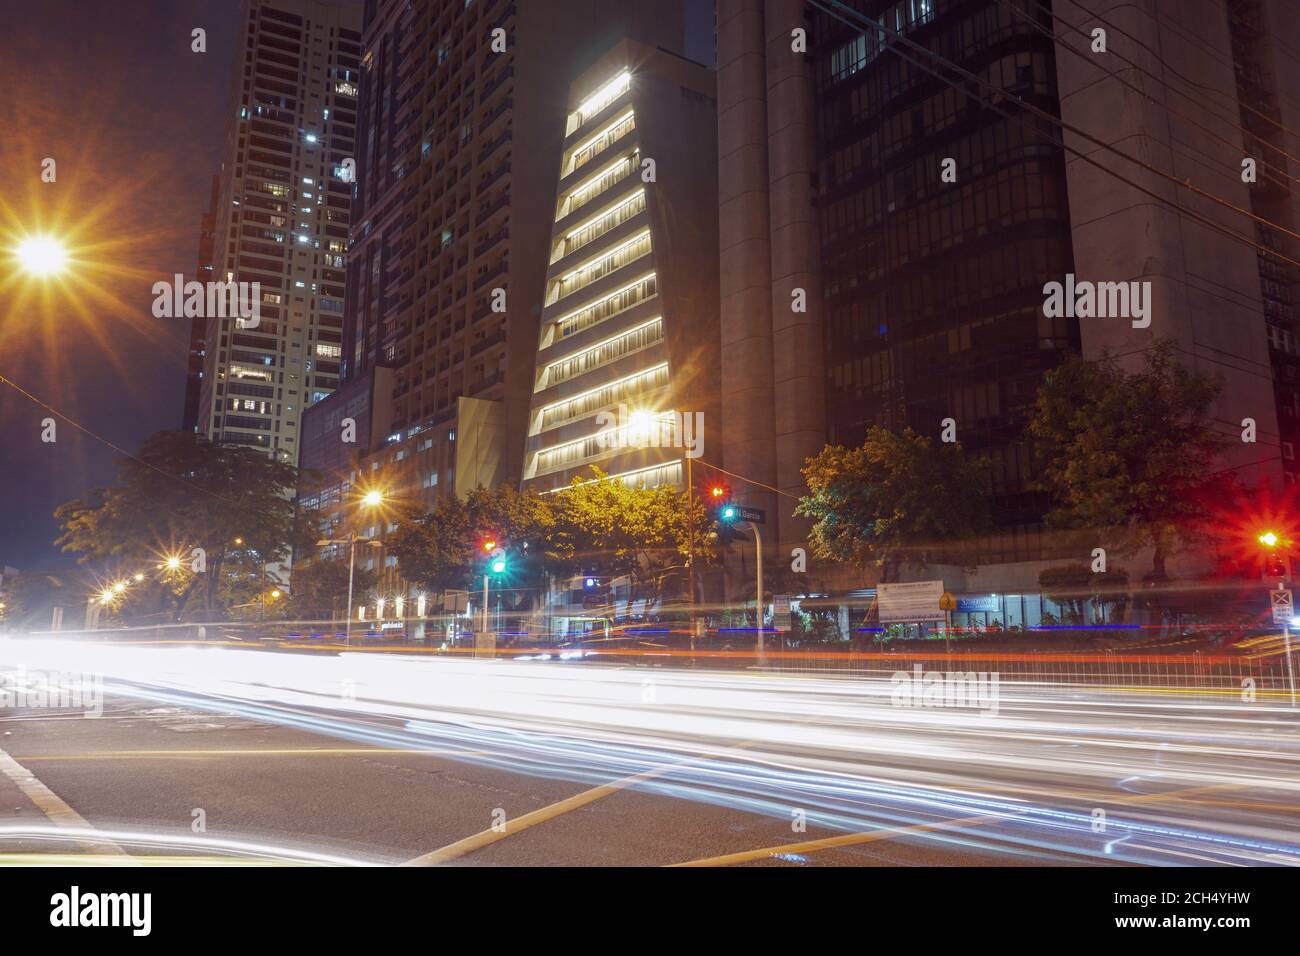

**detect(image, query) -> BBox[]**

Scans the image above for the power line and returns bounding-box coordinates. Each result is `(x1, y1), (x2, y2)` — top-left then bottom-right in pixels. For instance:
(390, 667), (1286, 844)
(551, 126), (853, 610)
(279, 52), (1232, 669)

(1017, 0), (1300, 195)
(692, 457), (804, 502)
(817, 0), (1300, 247)
(0, 370), (254, 512)
(1077, 0), (1300, 140)
(808, 0), (1300, 272)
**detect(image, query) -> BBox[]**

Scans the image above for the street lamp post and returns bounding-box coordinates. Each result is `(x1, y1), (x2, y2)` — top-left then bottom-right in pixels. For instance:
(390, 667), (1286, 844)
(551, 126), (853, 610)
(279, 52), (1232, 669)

(346, 533), (358, 644)
(750, 521), (763, 660)
(317, 532), (381, 645)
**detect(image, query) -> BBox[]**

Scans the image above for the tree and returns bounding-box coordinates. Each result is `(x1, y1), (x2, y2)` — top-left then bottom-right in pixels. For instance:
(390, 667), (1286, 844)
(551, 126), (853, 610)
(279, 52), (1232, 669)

(285, 559), (376, 620)
(54, 431), (304, 617)
(552, 467), (718, 610)
(386, 484), (565, 606)
(0, 572), (74, 631)
(795, 427), (991, 581)
(1027, 340), (1231, 580)
(1038, 563), (1130, 624)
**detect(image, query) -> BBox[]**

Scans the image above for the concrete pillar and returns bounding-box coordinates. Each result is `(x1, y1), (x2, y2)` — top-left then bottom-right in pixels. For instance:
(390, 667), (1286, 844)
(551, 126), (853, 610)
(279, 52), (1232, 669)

(765, 0), (825, 554)
(718, 0), (778, 509)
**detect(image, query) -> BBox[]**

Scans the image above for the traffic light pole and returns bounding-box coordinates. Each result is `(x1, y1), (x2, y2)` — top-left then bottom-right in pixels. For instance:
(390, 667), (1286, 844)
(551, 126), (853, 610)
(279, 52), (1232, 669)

(481, 572), (490, 637)
(750, 521), (763, 660)
(1285, 620), (1297, 707)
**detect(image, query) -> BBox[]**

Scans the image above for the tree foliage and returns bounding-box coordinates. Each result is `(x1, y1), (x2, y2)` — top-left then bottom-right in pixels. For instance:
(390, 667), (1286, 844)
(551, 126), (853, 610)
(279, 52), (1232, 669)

(53, 431), (307, 616)
(386, 484), (563, 602)
(285, 558), (376, 620)
(795, 427), (991, 579)
(552, 467), (718, 607)
(1027, 340), (1230, 578)
(387, 471), (718, 611)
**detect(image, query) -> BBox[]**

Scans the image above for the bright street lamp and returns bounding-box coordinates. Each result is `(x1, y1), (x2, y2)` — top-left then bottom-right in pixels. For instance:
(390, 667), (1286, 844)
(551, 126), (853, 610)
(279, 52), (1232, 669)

(361, 489), (385, 508)
(14, 236), (69, 276)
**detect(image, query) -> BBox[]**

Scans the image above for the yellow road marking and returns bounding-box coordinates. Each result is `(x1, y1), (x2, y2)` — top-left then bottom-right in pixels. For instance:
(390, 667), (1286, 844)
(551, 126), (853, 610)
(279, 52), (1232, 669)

(670, 813), (1006, 867)
(402, 762), (678, 866)
(19, 747), (486, 761)
(670, 782), (1248, 867)
(0, 854), (321, 867)
(0, 747), (132, 860)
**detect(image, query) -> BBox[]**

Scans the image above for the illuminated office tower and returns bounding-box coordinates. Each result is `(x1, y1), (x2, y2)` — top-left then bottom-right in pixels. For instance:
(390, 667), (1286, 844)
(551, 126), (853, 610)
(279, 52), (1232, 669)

(523, 40), (719, 492)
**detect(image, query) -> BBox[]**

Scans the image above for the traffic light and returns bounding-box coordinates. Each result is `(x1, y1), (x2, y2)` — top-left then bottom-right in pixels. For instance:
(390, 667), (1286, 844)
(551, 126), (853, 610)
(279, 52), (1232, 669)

(490, 555), (507, 575)
(707, 482), (746, 543)
(1258, 529), (1291, 582)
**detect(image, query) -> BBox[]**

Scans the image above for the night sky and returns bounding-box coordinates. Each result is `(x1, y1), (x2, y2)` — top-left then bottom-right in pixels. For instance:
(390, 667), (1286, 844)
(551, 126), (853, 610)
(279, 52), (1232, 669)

(0, 0), (712, 572)
(0, 0), (238, 571)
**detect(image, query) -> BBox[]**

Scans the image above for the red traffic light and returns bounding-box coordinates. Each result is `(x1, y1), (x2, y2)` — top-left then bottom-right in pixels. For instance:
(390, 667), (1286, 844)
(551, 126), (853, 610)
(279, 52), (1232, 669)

(481, 538), (497, 553)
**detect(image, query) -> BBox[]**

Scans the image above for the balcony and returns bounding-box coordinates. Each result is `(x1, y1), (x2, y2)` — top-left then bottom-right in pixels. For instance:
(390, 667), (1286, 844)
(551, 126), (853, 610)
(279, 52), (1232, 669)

(474, 228), (508, 259)
(470, 330), (506, 356)
(473, 260), (509, 291)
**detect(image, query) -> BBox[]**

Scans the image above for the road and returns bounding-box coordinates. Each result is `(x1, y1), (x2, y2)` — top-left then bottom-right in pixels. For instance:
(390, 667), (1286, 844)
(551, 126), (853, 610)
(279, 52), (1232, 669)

(0, 637), (1297, 866)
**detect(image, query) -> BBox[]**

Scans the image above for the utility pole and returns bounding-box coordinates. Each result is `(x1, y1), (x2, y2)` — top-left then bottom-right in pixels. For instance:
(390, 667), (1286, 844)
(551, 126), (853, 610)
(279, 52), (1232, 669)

(687, 455), (696, 650)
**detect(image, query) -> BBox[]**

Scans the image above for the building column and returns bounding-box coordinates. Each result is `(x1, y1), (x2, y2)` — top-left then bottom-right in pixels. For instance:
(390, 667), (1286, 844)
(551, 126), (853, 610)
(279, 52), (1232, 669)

(719, 0), (779, 604)
(765, 0), (825, 554)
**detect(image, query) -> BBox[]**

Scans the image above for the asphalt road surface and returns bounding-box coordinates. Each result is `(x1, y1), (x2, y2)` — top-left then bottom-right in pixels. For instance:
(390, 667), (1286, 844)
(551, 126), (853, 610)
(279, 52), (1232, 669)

(0, 638), (1297, 866)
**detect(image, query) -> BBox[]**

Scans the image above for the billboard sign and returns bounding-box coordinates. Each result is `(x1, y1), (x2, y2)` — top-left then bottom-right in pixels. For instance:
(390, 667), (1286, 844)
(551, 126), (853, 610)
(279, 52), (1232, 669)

(877, 580), (946, 624)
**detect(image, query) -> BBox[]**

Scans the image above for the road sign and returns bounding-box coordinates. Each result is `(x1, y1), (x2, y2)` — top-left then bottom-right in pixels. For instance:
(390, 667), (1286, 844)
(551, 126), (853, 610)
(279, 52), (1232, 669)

(445, 589), (468, 614)
(938, 591), (957, 612)
(878, 580), (946, 624)
(735, 506), (765, 524)
(773, 594), (791, 631)
(1271, 588), (1294, 625)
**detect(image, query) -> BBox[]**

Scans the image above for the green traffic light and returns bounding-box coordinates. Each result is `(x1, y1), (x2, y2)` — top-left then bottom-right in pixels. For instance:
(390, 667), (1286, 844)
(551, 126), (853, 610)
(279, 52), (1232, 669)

(721, 506), (736, 520)
(491, 558), (507, 574)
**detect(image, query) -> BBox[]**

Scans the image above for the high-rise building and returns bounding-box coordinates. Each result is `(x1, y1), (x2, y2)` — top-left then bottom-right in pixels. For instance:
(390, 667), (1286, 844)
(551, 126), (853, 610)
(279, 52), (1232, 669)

(806, 0), (1078, 571)
(297, 0), (689, 595)
(195, 0), (363, 463)
(183, 175), (220, 433)
(1056, 0), (1294, 489)
(522, 39), (720, 493)
(720, 0), (1297, 605)
(339, 0), (686, 495)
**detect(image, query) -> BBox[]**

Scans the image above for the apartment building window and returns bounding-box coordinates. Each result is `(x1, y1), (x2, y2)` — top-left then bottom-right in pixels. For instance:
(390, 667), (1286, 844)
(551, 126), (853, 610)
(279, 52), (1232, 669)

(556, 273), (657, 339)
(566, 71), (631, 136)
(567, 111), (635, 175)
(553, 231), (651, 302)
(558, 190), (646, 260)
(562, 152), (638, 218)
(541, 317), (663, 389)
(537, 363), (669, 432)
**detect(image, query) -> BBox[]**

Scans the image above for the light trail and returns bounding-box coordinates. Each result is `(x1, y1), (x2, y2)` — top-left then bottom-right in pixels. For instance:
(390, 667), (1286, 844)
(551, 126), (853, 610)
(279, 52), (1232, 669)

(1, 637), (1298, 865)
